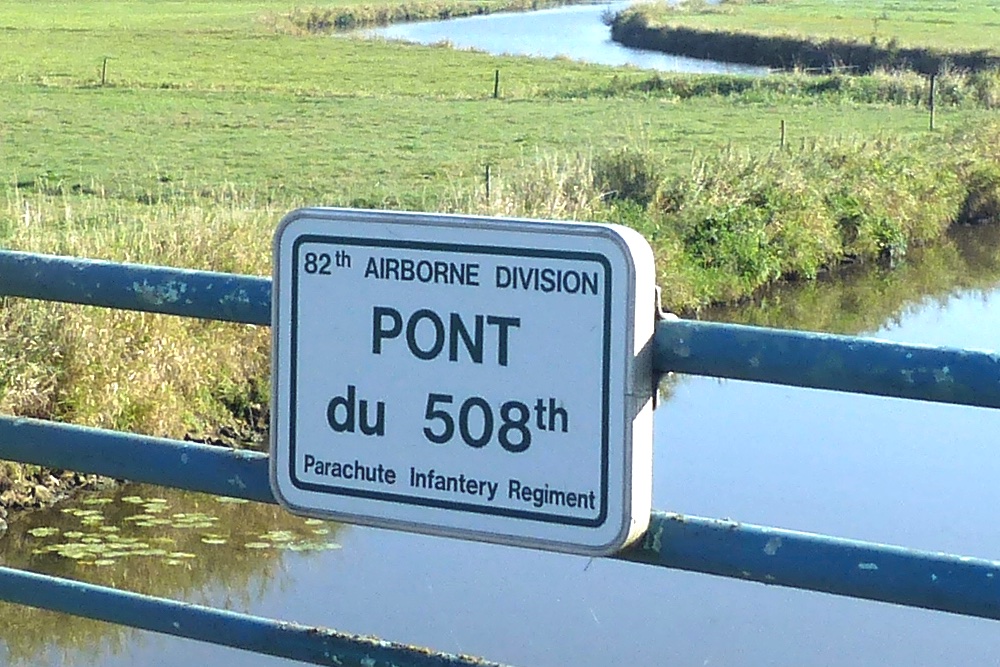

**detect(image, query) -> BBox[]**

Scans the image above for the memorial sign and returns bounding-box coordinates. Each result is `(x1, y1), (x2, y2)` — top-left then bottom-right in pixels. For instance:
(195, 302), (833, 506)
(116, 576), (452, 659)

(271, 208), (655, 555)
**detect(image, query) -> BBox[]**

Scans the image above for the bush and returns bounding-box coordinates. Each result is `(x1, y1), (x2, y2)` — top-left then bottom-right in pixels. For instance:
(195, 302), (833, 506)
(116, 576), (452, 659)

(592, 147), (663, 206)
(656, 152), (840, 286)
(960, 164), (1000, 224)
(969, 69), (1000, 108)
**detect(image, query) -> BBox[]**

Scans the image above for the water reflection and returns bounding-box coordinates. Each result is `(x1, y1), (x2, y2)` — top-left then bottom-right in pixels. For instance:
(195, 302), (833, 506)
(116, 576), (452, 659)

(0, 484), (343, 666)
(705, 224), (1000, 335)
(366, 2), (769, 75)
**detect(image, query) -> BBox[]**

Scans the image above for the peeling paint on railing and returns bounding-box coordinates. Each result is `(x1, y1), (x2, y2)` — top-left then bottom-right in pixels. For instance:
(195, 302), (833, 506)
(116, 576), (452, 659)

(0, 250), (270, 325)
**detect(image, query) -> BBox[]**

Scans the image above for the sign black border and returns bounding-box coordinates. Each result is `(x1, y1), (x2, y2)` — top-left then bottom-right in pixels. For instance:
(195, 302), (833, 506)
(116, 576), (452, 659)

(287, 234), (612, 528)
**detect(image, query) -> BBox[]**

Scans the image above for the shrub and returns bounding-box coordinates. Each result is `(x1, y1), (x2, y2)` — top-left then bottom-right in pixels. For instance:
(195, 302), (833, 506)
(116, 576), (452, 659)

(960, 164), (1000, 224)
(969, 69), (1000, 108)
(592, 147), (663, 206)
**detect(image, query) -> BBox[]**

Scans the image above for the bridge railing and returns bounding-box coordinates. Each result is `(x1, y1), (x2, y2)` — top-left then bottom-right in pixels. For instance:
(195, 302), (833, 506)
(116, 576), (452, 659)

(2, 248), (1000, 666)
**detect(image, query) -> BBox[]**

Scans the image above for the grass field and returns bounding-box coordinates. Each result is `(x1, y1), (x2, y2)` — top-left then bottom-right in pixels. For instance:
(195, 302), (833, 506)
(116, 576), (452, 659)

(1, 0), (999, 442)
(627, 0), (1000, 54)
(612, 0), (1000, 74)
(5, 83), (976, 208)
(0, 0), (991, 208)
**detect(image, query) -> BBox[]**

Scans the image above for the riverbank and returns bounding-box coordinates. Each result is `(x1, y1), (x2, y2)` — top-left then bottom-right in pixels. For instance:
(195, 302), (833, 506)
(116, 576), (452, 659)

(609, 1), (1000, 75)
(593, 122), (1000, 307)
(284, 0), (594, 32)
(0, 462), (111, 517)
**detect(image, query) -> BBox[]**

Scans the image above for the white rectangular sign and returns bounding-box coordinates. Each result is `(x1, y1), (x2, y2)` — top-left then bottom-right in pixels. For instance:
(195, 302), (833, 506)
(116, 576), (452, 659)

(271, 208), (655, 555)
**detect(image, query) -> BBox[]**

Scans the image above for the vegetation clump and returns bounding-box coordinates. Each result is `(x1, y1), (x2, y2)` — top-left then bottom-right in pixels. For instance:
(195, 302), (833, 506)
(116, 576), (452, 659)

(593, 147), (664, 206)
(559, 68), (1000, 110)
(658, 138), (959, 293)
(287, 0), (587, 32)
(960, 165), (1000, 225)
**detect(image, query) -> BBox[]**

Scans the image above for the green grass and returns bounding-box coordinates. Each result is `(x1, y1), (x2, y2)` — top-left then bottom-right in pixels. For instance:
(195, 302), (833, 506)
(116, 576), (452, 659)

(4, 82), (980, 209)
(610, 0), (1000, 74)
(635, 0), (1000, 54)
(1, 0), (999, 440)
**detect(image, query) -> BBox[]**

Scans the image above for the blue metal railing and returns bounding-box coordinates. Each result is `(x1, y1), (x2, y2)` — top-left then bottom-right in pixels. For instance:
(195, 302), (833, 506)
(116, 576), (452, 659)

(4, 249), (997, 408)
(2, 249), (1000, 665)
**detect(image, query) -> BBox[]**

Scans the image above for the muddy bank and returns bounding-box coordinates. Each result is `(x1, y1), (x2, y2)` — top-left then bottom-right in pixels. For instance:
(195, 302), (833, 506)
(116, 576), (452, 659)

(0, 416), (267, 525)
(0, 468), (110, 528)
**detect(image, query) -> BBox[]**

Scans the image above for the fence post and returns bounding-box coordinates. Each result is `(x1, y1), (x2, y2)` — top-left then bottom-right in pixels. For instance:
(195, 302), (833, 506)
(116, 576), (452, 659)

(493, 69), (500, 99)
(101, 57), (109, 86)
(929, 74), (936, 131)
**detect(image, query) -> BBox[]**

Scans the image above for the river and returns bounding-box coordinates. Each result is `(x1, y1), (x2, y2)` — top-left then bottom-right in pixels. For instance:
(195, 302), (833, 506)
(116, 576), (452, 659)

(365, 2), (769, 75)
(3, 224), (1000, 666)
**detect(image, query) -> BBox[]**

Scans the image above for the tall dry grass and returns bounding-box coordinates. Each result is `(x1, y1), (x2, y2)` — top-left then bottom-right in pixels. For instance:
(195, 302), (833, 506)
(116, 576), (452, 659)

(1, 188), (277, 438)
(3, 123), (1000, 436)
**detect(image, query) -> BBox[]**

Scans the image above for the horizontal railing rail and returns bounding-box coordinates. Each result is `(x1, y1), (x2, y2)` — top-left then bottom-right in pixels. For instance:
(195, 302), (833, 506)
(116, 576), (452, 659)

(3, 414), (1000, 622)
(3, 249), (1000, 665)
(0, 560), (508, 667)
(4, 249), (999, 409)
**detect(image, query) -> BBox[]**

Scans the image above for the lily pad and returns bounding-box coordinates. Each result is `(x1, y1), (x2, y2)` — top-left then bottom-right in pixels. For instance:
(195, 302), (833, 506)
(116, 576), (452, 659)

(132, 548), (169, 557)
(260, 530), (295, 543)
(27, 527), (61, 538)
(284, 542), (342, 552)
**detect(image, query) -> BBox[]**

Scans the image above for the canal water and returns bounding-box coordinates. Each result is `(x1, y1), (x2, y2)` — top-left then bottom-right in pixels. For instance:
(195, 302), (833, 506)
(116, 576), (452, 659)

(3, 224), (1000, 666)
(365, 2), (769, 75)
